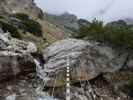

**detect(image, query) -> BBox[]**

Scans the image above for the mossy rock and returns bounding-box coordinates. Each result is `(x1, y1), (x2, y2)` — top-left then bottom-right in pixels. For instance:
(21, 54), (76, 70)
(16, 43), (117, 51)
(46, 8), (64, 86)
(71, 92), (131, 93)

(54, 71), (66, 87)
(127, 79), (133, 97)
(0, 20), (21, 39)
(13, 13), (43, 37)
(55, 78), (66, 87)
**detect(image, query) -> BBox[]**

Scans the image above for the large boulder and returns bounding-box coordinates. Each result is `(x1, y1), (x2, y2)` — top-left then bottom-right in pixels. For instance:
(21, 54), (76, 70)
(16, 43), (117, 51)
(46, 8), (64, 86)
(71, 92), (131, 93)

(0, 32), (37, 53)
(43, 39), (128, 87)
(0, 51), (35, 81)
(0, 31), (37, 81)
(0, 76), (58, 100)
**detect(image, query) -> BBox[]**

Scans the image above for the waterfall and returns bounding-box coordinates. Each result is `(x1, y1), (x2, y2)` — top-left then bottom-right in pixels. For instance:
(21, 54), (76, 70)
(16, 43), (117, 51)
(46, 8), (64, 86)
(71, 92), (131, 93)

(34, 58), (58, 100)
(38, 96), (58, 100)
(34, 58), (45, 80)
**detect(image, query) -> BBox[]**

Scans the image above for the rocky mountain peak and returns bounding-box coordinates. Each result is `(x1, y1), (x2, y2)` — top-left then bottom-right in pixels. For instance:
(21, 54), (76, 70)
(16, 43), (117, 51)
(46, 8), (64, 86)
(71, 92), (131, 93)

(124, 18), (133, 25)
(60, 12), (78, 22)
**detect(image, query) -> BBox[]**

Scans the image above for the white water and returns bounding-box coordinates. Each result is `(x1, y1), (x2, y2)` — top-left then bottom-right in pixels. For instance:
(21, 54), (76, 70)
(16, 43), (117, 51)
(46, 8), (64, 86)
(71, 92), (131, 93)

(6, 94), (16, 100)
(34, 59), (45, 80)
(34, 59), (58, 100)
(38, 96), (58, 100)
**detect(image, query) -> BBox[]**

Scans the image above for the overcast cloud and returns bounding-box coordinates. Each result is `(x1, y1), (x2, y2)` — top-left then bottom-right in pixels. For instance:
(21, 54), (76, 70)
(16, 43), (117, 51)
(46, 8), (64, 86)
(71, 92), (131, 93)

(35, 0), (133, 22)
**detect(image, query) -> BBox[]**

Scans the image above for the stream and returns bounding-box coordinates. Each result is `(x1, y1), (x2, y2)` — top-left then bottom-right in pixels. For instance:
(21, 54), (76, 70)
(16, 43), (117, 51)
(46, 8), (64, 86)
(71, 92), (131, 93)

(34, 58), (58, 100)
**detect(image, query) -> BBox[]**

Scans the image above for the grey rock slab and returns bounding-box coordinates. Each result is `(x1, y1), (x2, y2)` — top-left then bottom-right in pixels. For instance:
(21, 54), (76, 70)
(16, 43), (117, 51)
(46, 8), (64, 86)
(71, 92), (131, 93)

(42, 39), (128, 87)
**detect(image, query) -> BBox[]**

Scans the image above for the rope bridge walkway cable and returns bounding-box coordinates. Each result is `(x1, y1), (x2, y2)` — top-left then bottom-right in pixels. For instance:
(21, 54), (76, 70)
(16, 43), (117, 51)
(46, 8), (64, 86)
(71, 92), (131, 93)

(66, 56), (71, 100)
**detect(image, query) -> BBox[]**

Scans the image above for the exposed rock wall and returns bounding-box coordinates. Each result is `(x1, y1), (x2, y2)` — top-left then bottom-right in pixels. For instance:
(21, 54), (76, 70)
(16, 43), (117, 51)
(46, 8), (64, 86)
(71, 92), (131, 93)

(0, 30), (37, 81)
(0, 0), (43, 19)
(0, 28), (57, 100)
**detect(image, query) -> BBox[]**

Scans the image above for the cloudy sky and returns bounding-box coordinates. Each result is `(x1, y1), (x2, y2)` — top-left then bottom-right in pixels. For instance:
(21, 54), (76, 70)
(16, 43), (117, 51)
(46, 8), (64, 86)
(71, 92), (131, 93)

(35, 0), (133, 22)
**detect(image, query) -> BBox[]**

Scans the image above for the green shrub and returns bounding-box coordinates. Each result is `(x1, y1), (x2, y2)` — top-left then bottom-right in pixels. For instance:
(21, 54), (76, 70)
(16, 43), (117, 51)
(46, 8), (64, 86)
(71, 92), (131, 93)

(77, 25), (89, 38)
(75, 18), (133, 49)
(77, 19), (106, 42)
(13, 13), (43, 37)
(23, 19), (42, 37)
(0, 21), (21, 39)
(125, 80), (133, 97)
(0, 15), (4, 19)
(13, 13), (29, 21)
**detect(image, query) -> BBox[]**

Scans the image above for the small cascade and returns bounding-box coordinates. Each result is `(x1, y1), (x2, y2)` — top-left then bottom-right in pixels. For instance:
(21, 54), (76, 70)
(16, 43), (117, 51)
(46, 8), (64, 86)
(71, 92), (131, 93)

(34, 58), (45, 80)
(34, 58), (58, 100)
(38, 96), (58, 100)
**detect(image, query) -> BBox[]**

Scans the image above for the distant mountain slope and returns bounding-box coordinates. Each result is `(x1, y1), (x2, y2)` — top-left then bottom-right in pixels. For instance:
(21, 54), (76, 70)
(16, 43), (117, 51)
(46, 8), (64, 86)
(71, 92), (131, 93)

(44, 12), (91, 37)
(45, 12), (79, 29)
(124, 18), (133, 25)
(44, 12), (79, 35)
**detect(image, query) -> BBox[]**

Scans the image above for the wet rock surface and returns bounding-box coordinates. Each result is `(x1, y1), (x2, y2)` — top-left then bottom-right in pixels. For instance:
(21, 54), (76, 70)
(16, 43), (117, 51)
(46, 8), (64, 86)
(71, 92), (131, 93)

(41, 38), (133, 100)
(0, 73), (58, 100)
(0, 51), (35, 81)
(0, 33), (132, 100)
(43, 39), (128, 87)
(0, 30), (59, 100)
(0, 32), (37, 81)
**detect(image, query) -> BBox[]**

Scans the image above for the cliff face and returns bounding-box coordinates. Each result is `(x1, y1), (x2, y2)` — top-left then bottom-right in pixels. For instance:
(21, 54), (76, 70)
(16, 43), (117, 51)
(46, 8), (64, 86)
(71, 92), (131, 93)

(0, 0), (70, 41)
(1, 1), (133, 100)
(0, 0), (43, 19)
